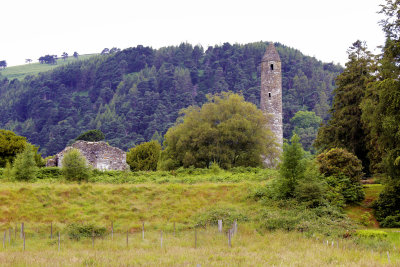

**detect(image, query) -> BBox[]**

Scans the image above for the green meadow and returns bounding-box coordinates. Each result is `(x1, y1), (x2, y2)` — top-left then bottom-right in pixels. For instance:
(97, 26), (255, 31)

(0, 54), (97, 80)
(0, 168), (399, 266)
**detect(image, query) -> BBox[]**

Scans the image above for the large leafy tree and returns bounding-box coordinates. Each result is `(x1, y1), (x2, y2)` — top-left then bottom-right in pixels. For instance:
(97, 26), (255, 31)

(12, 144), (38, 181)
(127, 140), (161, 171)
(0, 129), (27, 167)
(315, 40), (374, 173)
(160, 92), (278, 169)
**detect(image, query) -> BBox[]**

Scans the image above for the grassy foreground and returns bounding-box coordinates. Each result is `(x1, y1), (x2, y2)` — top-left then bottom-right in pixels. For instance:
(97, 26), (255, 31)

(0, 226), (398, 266)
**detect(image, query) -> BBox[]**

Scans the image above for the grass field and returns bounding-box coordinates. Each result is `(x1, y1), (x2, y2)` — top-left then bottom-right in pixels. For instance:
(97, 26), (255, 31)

(0, 225), (399, 266)
(0, 54), (97, 80)
(0, 169), (398, 266)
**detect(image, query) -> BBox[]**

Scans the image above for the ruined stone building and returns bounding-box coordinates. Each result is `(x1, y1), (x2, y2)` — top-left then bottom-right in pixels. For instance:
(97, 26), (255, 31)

(47, 140), (129, 171)
(260, 43), (283, 151)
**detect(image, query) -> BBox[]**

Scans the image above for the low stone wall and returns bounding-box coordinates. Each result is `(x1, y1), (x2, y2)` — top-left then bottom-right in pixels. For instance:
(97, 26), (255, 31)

(47, 141), (129, 171)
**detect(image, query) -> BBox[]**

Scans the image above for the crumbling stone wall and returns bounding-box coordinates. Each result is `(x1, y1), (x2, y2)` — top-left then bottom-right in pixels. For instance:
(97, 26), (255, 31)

(47, 141), (129, 171)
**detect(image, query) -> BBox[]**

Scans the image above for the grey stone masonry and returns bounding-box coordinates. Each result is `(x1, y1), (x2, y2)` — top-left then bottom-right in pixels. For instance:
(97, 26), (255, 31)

(47, 141), (129, 171)
(260, 43), (283, 151)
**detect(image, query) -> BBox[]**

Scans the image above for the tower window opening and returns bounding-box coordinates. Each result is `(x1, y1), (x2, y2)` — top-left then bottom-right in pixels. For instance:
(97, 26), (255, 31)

(270, 64), (274, 70)
(268, 92), (271, 98)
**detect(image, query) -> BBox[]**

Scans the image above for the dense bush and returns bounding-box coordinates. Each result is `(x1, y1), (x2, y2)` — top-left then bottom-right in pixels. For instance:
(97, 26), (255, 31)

(36, 167), (62, 179)
(355, 230), (387, 239)
(66, 223), (107, 240)
(127, 140), (161, 171)
(75, 129), (105, 142)
(373, 179), (400, 226)
(317, 148), (365, 204)
(193, 206), (248, 228)
(61, 148), (91, 182)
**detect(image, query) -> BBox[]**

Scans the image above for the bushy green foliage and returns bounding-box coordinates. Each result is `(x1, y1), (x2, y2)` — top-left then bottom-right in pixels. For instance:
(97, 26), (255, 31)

(160, 92), (278, 169)
(355, 230), (387, 239)
(36, 167), (62, 179)
(61, 148), (91, 182)
(66, 223), (106, 241)
(12, 144), (38, 181)
(372, 179), (400, 225)
(127, 140), (161, 171)
(75, 129), (105, 142)
(316, 148), (365, 204)
(193, 206), (248, 227)
(0, 129), (27, 167)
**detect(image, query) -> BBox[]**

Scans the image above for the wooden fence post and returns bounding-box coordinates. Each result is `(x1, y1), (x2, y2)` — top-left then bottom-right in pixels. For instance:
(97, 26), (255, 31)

(92, 231), (95, 248)
(21, 222), (24, 239)
(194, 227), (197, 249)
(218, 220), (222, 233)
(228, 229), (232, 248)
(111, 222), (114, 240)
(50, 222), (53, 239)
(160, 231), (163, 248)
(3, 230), (5, 248)
(142, 222), (145, 240)
(126, 230), (129, 247)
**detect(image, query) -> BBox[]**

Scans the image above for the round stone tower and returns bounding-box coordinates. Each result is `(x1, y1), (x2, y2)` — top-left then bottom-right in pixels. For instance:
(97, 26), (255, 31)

(260, 42), (283, 151)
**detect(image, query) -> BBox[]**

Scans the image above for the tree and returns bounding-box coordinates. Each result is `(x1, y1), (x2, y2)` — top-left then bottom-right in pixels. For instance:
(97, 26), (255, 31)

(316, 148), (365, 204)
(0, 129), (27, 167)
(61, 148), (90, 182)
(62, 52), (68, 61)
(127, 140), (161, 171)
(290, 111), (322, 153)
(101, 48), (109, 54)
(12, 144), (37, 181)
(75, 129), (105, 142)
(0, 60), (7, 69)
(315, 40), (374, 173)
(275, 134), (307, 198)
(160, 92), (278, 169)
(25, 59), (32, 64)
(73, 52), (79, 59)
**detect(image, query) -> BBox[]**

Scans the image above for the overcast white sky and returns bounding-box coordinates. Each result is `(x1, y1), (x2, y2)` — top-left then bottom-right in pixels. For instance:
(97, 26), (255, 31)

(1, 0), (385, 67)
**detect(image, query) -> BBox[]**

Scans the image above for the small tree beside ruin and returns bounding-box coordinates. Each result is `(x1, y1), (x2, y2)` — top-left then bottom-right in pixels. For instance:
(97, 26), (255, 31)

(61, 148), (91, 182)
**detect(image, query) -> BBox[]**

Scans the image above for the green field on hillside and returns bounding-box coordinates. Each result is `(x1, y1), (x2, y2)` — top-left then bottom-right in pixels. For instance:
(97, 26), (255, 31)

(0, 54), (97, 80)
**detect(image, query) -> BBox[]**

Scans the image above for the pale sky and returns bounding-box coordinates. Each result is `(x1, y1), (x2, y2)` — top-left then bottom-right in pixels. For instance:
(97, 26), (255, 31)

(1, 0), (385, 67)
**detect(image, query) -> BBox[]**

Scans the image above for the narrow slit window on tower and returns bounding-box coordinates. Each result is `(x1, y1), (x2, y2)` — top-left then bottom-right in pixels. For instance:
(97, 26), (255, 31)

(270, 64), (274, 70)
(268, 92), (271, 98)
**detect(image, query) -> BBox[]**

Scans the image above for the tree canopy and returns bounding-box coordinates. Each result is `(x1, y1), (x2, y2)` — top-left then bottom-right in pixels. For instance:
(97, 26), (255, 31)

(0, 129), (27, 167)
(160, 92), (278, 169)
(75, 129), (105, 142)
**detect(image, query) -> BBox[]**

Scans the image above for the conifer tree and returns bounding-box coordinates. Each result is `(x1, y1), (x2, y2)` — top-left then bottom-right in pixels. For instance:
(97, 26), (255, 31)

(315, 40), (374, 173)
(12, 144), (37, 181)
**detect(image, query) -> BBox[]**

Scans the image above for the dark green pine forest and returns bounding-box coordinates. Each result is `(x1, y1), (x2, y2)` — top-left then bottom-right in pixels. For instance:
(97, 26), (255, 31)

(0, 42), (342, 156)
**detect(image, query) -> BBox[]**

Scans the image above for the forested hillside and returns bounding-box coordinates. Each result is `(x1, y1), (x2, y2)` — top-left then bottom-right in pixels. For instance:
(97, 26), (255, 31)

(0, 42), (342, 156)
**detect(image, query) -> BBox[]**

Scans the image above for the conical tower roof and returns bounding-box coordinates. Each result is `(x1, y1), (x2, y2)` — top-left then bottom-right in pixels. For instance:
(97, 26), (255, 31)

(262, 43), (281, 62)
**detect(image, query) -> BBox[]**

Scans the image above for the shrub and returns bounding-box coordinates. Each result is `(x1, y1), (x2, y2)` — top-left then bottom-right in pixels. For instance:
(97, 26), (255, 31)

(317, 148), (365, 204)
(193, 206), (248, 228)
(66, 223), (106, 240)
(355, 230), (387, 239)
(36, 167), (62, 179)
(127, 141), (161, 171)
(12, 144), (38, 181)
(373, 179), (400, 225)
(61, 148), (91, 182)
(75, 129), (105, 142)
